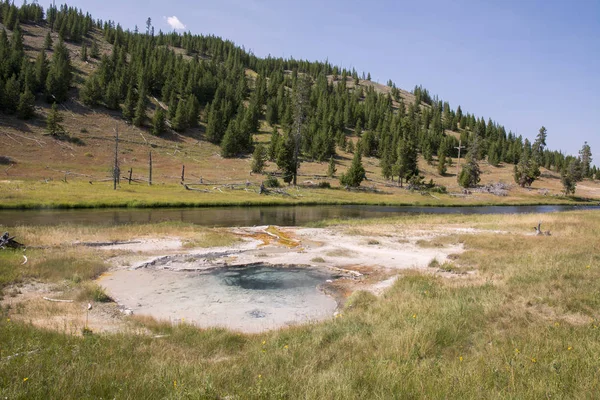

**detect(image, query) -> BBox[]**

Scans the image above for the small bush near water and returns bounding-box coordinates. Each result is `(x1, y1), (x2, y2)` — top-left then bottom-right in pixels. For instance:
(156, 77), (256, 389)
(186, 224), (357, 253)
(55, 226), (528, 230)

(263, 175), (280, 188)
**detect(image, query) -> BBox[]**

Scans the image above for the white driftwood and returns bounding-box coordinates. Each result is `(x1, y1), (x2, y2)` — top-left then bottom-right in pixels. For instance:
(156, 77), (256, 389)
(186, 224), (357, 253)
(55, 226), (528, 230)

(43, 297), (74, 303)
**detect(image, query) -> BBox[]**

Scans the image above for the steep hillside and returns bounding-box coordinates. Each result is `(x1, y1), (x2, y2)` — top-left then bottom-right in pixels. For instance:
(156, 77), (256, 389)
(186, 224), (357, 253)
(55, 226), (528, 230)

(0, 4), (599, 206)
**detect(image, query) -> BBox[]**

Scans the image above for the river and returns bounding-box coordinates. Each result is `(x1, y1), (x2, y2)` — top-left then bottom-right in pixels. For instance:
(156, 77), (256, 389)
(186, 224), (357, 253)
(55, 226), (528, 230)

(1, 204), (598, 227)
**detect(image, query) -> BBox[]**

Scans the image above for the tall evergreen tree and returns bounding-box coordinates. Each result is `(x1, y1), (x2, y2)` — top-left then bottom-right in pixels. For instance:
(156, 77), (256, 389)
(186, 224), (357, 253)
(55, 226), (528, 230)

(2, 75), (20, 113)
(340, 151), (366, 187)
(172, 98), (188, 132)
(276, 131), (297, 184)
(133, 88), (147, 127)
(17, 88), (35, 120)
(458, 154), (481, 188)
(561, 161), (578, 195)
(394, 136), (418, 187)
(514, 157), (540, 187)
(46, 103), (65, 136)
(532, 126), (547, 164)
(90, 40), (100, 59)
(327, 156), (337, 178)
(268, 126), (280, 161)
(251, 144), (267, 173)
(121, 86), (136, 121)
(81, 43), (88, 62)
(33, 49), (49, 93)
(45, 40), (72, 103)
(152, 108), (167, 136)
(579, 142), (592, 178)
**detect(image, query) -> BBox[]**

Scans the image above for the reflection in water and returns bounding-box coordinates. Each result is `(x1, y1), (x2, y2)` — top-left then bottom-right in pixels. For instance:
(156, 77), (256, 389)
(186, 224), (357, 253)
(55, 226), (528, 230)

(0, 204), (598, 227)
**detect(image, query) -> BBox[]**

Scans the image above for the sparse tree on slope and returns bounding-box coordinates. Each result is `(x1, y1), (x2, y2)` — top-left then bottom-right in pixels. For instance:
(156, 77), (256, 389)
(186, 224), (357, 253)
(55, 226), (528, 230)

(340, 150), (366, 187)
(46, 103), (65, 136)
(152, 108), (166, 136)
(251, 144), (267, 174)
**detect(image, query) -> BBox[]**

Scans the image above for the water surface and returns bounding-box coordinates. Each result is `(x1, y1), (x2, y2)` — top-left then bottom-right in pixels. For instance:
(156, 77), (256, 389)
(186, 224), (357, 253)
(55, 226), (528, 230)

(2, 204), (598, 227)
(99, 264), (339, 332)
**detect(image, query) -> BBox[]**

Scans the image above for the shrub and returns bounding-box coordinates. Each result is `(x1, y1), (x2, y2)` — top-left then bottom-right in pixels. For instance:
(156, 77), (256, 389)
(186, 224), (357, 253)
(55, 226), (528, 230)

(263, 175), (280, 188)
(0, 156), (15, 165)
(430, 185), (447, 194)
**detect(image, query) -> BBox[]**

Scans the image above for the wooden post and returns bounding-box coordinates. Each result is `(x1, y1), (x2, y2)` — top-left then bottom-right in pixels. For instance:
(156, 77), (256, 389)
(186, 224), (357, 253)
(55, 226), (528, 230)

(128, 168), (133, 184)
(181, 165), (185, 182)
(149, 151), (152, 186)
(113, 125), (119, 190)
(455, 139), (466, 175)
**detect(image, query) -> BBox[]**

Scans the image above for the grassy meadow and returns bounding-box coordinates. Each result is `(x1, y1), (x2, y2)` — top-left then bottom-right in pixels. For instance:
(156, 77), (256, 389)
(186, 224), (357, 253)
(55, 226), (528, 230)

(1, 211), (599, 398)
(1, 179), (597, 210)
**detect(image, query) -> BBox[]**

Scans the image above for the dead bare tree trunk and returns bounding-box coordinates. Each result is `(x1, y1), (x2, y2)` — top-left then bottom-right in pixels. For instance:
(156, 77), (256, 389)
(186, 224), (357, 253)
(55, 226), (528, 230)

(113, 125), (119, 190)
(128, 168), (132, 184)
(149, 151), (152, 186)
(181, 165), (185, 182)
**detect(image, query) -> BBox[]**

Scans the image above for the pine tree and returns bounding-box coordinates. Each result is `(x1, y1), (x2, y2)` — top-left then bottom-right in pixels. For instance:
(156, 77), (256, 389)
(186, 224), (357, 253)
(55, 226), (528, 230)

(2, 75), (20, 113)
(437, 152), (447, 175)
(186, 95), (199, 127)
(104, 80), (121, 110)
(172, 99), (188, 132)
(221, 119), (240, 157)
(45, 40), (72, 103)
(327, 156), (337, 177)
(17, 88), (35, 119)
(513, 157), (540, 187)
(33, 49), (49, 93)
(152, 108), (166, 136)
(276, 132), (297, 184)
(458, 154), (481, 188)
(46, 103), (65, 136)
(346, 139), (355, 154)
(561, 161), (577, 195)
(121, 86), (136, 121)
(579, 142), (592, 178)
(251, 144), (267, 173)
(205, 102), (224, 144)
(380, 144), (394, 180)
(532, 126), (547, 164)
(133, 88), (147, 127)
(90, 40), (100, 59)
(268, 126), (280, 161)
(81, 43), (88, 61)
(340, 151), (366, 187)
(44, 32), (53, 50)
(394, 136), (418, 187)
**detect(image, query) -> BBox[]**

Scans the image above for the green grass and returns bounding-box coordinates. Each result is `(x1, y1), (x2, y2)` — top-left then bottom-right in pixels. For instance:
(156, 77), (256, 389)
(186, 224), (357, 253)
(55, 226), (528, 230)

(0, 180), (595, 209)
(1, 211), (600, 398)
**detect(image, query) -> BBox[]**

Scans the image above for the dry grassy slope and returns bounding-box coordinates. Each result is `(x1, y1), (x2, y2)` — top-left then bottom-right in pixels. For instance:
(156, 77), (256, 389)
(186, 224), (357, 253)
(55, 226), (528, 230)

(1, 22), (600, 201)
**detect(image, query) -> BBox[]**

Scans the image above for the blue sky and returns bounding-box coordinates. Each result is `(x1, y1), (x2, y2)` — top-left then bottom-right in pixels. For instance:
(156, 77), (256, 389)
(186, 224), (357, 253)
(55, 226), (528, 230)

(65, 0), (599, 159)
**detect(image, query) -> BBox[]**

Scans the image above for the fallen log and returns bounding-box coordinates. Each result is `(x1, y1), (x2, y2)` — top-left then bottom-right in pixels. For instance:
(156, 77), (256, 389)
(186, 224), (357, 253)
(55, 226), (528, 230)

(43, 297), (74, 303)
(0, 232), (24, 249)
(183, 184), (211, 192)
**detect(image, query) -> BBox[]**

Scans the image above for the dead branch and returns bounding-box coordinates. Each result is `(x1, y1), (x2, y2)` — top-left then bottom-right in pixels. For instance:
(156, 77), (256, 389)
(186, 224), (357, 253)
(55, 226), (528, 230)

(8, 132), (46, 147)
(0, 232), (24, 249)
(533, 222), (552, 236)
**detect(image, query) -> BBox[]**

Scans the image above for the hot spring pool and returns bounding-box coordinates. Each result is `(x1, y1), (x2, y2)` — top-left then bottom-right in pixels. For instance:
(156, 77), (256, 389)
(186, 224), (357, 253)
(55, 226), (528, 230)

(99, 264), (341, 332)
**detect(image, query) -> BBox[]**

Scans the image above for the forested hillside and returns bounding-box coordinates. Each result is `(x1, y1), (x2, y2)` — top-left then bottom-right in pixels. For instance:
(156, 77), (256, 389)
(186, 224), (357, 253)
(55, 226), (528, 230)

(0, 1), (597, 196)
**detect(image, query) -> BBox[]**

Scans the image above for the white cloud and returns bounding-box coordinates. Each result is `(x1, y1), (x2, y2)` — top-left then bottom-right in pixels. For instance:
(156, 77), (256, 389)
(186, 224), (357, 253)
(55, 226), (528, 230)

(166, 16), (186, 31)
